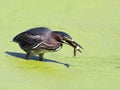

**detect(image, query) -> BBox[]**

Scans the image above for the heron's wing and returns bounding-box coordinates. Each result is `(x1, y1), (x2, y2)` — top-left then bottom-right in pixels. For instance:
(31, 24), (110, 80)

(13, 32), (44, 49)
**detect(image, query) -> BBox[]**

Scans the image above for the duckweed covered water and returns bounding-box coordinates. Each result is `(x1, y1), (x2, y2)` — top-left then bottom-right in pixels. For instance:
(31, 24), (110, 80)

(0, 0), (120, 90)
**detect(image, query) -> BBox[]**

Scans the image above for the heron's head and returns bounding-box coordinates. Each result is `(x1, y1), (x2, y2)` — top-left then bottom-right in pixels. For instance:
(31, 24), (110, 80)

(54, 31), (84, 56)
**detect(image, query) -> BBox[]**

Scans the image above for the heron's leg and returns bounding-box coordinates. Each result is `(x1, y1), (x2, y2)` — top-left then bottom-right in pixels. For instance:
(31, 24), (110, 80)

(39, 53), (44, 61)
(25, 52), (31, 59)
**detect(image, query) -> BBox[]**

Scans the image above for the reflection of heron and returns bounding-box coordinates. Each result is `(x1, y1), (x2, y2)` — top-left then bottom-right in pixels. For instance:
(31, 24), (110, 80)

(13, 27), (83, 61)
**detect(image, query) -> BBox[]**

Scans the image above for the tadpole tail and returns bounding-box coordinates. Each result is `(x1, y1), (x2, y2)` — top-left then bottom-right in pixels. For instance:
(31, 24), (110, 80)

(73, 47), (77, 57)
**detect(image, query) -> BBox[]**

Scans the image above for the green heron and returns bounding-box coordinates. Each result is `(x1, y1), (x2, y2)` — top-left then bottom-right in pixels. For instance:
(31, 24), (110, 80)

(13, 27), (83, 61)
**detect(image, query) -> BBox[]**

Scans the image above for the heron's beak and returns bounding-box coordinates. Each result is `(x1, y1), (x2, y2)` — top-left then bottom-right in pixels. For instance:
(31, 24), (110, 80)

(63, 36), (84, 57)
